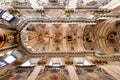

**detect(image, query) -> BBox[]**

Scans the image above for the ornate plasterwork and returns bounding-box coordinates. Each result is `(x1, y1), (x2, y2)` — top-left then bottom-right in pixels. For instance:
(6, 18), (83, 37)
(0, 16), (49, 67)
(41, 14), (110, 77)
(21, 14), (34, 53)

(19, 18), (120, 55)
(21, 23), (85, 53)
(95, 19), (120, 54)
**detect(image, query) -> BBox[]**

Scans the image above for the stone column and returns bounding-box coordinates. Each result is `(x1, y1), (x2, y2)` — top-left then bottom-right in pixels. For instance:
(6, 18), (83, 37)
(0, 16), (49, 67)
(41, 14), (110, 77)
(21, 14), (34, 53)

(66, 65), (79, 80)
(27, 66), (43, 80)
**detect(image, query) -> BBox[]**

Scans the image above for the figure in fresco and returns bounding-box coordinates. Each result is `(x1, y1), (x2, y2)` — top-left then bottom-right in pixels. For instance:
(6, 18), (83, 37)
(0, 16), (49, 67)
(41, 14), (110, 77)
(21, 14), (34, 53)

(107, 31), (118, 43)
(85, 33), (94, 42)
(0, 29), (6, 48)
(54, 32), (62, 43)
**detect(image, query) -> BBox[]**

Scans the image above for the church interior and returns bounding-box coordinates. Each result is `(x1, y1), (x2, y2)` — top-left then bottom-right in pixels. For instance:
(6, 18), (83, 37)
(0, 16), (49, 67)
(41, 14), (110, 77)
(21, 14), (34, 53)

(0, 0), (120, 80)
